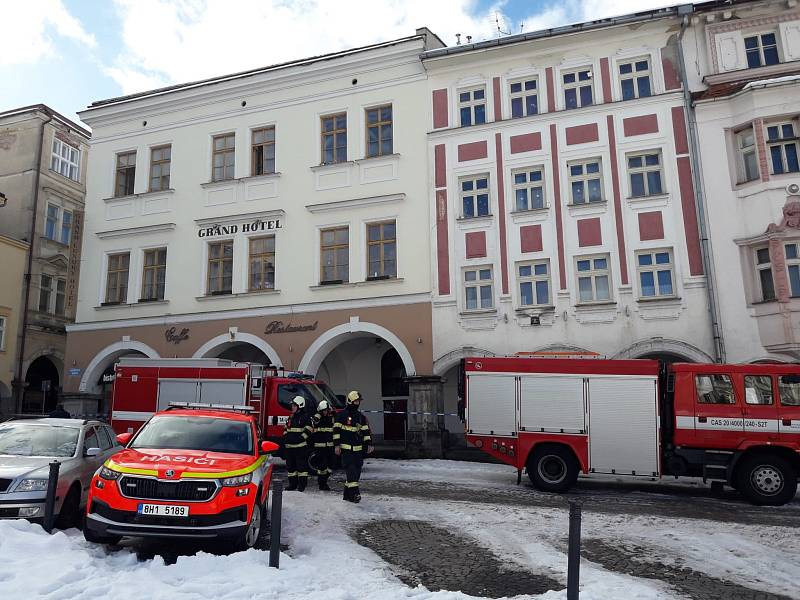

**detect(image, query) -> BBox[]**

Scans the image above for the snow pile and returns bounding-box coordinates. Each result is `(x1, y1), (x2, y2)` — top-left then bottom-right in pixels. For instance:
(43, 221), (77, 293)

(743, 74), (800, 90)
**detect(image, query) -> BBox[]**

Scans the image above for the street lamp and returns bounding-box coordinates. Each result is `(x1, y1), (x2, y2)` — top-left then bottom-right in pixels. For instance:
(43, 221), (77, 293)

(0, 192), (7, 207)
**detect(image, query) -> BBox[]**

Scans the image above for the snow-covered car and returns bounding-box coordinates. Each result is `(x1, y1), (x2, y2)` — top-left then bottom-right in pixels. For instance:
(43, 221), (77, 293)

(84, 405), (279, 551)
(0, 419), (122, 526)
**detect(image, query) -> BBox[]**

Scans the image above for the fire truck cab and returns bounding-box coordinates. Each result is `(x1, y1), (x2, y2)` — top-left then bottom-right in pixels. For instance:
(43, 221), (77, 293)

(463, 356), (800, 506)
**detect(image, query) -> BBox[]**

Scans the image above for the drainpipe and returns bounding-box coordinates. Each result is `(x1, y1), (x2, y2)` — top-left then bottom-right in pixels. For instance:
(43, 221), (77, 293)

(677, 12), (726, 363)
(15, 111), (53, 412)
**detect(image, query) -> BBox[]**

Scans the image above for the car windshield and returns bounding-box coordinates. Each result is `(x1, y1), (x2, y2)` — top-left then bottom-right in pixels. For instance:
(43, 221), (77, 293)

(0, 423), (79, 457)
(316, 382), (345, 409)
(131, 416), (253, 455)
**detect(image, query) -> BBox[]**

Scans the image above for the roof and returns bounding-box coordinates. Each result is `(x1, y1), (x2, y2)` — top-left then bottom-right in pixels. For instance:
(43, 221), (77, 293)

(0, 104), (90, 139)
(693, 69), (800, 101)
(14, 418), (88, 427)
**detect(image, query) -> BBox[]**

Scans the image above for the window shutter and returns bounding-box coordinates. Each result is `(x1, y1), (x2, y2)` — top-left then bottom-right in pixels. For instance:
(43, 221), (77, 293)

(715, 32), (745, 72)
(779, 20), (800, 62)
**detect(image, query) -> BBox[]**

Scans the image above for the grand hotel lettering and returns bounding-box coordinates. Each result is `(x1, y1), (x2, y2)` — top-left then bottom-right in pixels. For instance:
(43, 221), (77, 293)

(197, 219), (282, 238)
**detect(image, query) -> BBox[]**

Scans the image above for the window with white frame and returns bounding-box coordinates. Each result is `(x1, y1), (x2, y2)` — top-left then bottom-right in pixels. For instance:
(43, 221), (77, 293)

(636, 249), (675, 298)
(736, 127), (759, 183)
(60, 210), (72, 245)
(744, 32), (780, 68)
(141, 247), (167, 301)
(38, 274), (52, 313)
(512, 167), (545, 211)
(563, 68), (593, 109)
(149, 145), (172, 191)
(51, 138), (80, 182)
(509, 78), (538, 118)
(366, 221), (397, 279)
(249, 237), (275, 292)
(105, 252), (130, 304)
(45, 205), (59, 241)
(785, 242), (800, 297)
(55, 279), (66, 316)
(458, 87), (486, 126)
(460, 174), (490, 218)
(44, 205), (73, 245)
(576, 255), (611, 303)
(320, 227), (349, 284)
(569, 159), (603, 204)
(321, 113), (347, 164)
(627, 152), (663, 197)
(517, 261), (550, 307)
(618, 58), (652, 100)
(0, 316), (5, 350)
(755, 247), (776, 302)
(766, 122), (799, 175)
(207, 241), (233, 295)
(464, 267), (493, 310)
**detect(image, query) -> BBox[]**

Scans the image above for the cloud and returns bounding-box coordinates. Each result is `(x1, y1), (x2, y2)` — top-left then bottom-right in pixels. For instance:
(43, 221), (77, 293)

(0, 0), (96, 66)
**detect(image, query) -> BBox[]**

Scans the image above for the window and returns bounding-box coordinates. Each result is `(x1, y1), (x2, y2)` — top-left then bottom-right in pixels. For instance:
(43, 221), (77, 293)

(744, 32), (780, 68)
(744, 375), (774, 405)
(736, 128), (759, 183)
(45, 205), (59, 241)
(569, 159), (603, 204)
(627, 152), (663, 197)
(618, 58), (652, 100)
(115, 151), (136, 197)
(207, 241), (233, 295)
(367, 221), (397, 279)
(321, 113), (347, 164)
(83, 428), (99, 453)
(149, 145), (171, 191)
(460, 175), (490, 218)
(696, 374), (735, 404)
(320, 227), (349, 284)
(576, 255), (611, 303)
(755, 247), (776, 302)
(212, 133), (235, 181)
(38, 275), (52, 313)
(512, 168), (545, 211)
(60, 210), (72, 245)
(637, 250), (675, 298)
(563, 68), (593, 109)
(786, 243), (800, 297)
(464, 267), (493, 310)
(510, 78), (538, 118)
(251, 127), (276, 175)
(95, 426), (113, 451)
(0, 316), (5, 351)
(518, 261), (550, 307)
(50, 138), (80, 182)
(366, 105), (393, 157)
(766, 122), (799, 174)
(105, 253), (130, 304)
(55, 279), (66, 316)
(44, 205), (72, 245)
(458, 87), (486, 126)
(248, 236), (275, 291)
(778, 375), (800, 405)
(141, 247), (167, 301)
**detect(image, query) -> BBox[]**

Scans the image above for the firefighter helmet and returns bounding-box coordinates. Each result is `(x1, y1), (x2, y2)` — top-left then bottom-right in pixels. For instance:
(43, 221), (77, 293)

(346, 390), (362, 405)
(292, 395), (305, 409)
(317, 400), (330, 412)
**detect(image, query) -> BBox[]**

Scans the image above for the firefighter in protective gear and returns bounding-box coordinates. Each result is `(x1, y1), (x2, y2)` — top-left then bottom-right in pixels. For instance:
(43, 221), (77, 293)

(333, 390), (373, 503)
(311, 400), (335, 491)
(284, 395), (313, 491)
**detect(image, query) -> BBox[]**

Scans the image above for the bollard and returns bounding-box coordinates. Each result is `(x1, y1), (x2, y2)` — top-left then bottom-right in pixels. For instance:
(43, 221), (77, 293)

(269, 479), (283, 568)
(567, 500), (582, 600)
(42, 460), (61, 533)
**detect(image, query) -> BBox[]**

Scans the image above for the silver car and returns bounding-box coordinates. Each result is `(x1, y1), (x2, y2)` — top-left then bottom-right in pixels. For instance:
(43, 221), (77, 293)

(0, 419), (122, 527)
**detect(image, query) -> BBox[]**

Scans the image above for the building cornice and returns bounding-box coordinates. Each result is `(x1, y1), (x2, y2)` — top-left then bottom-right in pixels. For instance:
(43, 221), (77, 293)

(0, 235), (30, 251)
(194, 210), (285, 228)
(305, 193), (405, 214)
(95, 223), (177, 239)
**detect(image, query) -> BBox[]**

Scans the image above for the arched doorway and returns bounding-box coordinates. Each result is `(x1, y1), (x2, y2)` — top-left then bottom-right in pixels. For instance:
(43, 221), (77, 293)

(210, 342), (272, 364)
(381, 349), (408, 441)
(24, 356), (60, 413)
(80, 340), (160, 396)
(193, 333), (281, 367)
(613, 338), (712, 364)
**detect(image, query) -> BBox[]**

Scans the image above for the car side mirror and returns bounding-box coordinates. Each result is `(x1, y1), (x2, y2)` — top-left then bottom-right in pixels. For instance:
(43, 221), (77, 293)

(85, 447), (101, 457)
(116, 432), (133, 446)
(260, 441), (279, 455)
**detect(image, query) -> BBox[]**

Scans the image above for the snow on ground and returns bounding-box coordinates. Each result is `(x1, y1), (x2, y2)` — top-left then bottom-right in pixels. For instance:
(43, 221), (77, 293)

(0, 459), (797, 600)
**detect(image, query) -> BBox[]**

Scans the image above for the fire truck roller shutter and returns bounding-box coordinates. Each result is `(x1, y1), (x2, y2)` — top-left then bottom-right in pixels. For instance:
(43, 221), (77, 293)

(467, 374), (517, 436)
(199, 380), (247, 405)
(520, 376), (585, 433)
(588, 377), (660, 476)
(157, 380), (200, 411)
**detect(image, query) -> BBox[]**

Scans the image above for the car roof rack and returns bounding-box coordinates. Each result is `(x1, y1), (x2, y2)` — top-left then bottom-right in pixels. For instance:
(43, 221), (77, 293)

(166, 402), (256, 414)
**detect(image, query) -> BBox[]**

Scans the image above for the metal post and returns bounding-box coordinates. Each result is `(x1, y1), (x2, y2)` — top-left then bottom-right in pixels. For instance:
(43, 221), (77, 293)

(567, 500), (582, 600)
(269, 479), (283, 568)
(43, 460), (60, 533)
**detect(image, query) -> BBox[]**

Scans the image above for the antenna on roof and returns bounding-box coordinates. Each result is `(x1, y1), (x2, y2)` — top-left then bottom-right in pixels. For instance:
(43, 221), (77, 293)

(456, 33), (461, 45)
(495, 12), (510, 37)
(466, 35), (472, 44)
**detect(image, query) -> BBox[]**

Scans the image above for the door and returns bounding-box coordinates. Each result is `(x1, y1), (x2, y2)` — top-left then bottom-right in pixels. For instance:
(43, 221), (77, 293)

(776, 373), (800, 443)
(383, 399), (407, 441)
(157, 379), (200, 410)
(199, 380), (246, 405)
(519, 376), (585, 433)
(467, 374), (516, 436)
(741, 374), (780, 443)
(693, 373), (745, 449)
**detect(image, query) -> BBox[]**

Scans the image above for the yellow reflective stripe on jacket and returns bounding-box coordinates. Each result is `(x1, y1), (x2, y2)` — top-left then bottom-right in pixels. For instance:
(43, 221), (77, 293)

(286, 427), (306, 433)
(285, 442), (307, 449)
(314, 442), (328, 448)
(315, 427), (334, 432)
(339, 443), (363, 452)
(344, 481), (359, 488)
(360, 425), (370, 431)
(183, 455), (267, 479)
(338, 424), (361, 432)
(105, 460), (158, 477)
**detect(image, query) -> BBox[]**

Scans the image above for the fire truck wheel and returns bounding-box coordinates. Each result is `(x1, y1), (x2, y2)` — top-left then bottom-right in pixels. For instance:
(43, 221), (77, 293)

(528, 445), (579, 493)
(735, 453), (797, 506)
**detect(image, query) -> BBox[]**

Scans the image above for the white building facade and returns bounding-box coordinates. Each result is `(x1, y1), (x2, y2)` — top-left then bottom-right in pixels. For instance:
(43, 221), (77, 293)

(64, 31), (444, 447)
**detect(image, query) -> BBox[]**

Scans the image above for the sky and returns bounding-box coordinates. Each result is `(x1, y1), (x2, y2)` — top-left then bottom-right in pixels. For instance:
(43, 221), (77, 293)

(0, 0), (680, 128)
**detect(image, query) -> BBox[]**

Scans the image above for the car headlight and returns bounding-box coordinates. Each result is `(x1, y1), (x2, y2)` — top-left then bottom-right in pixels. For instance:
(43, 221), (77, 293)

(98, 466), (122, 481)
(221, 473), (252, 487)
(15, 479), (48, 492)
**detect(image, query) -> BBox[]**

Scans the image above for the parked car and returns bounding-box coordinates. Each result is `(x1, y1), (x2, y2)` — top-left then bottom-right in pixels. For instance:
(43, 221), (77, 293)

(84, 404), (279, 551)
(0, 419), (122, 527)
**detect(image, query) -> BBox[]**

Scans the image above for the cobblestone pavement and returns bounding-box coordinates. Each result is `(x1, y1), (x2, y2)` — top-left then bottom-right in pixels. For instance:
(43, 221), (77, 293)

(581, 539), (797, 600)
(353, 519), (561, 598)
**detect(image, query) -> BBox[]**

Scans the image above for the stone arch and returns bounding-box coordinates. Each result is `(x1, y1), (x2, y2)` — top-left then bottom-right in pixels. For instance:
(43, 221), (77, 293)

(80, 340), (160, 394)
(192, 332), (282, 367)
(22, 347), (65, 383)
(299, 321), (416, 377)
(433, 346), (496, 377)
(613, 338), (713, 363)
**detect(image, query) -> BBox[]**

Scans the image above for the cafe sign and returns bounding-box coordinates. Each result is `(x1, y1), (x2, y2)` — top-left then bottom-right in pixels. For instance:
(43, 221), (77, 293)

(198, 219), (282, 238)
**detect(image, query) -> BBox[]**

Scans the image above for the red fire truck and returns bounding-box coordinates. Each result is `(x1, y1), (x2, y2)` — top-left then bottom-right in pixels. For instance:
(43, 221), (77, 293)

(110, 358), (343, 446)
(462, 356), (800, 505)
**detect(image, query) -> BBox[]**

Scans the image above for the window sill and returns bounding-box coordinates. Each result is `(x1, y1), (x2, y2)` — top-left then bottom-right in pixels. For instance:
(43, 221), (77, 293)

(568, 201), (607, 209)
(201, 173), (282, 189)
(627, 193), (669, 201)
(310, 161), (355, 171)
(95, 300), (169, 310)
(459, 308), (498, 317)
(102, 189), (175, 203)
(575, 301), (616, 308)
(47, 169), (81, 185)
(39, 236), (70, 249)
(457, 214), (494, 223)
(137, 298), (169, 304)
(752, 299), (778, 305)
(355, 153), (400, 163)
(515, 305), (555, 313)
(309, 277), (403, 291)
(636, 296), (681, 303)
(510, 207), (548, 215)
(195, 290), (281, 301)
